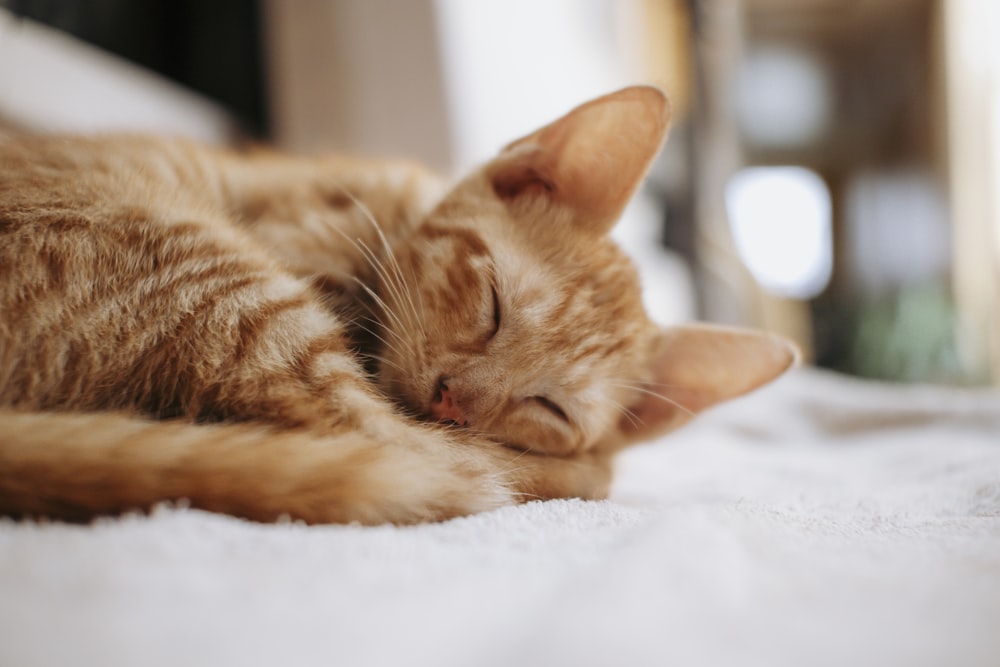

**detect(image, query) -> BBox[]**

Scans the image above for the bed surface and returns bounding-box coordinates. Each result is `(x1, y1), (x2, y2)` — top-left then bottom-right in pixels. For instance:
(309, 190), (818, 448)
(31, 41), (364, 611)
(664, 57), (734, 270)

(2, 368), (999, 667)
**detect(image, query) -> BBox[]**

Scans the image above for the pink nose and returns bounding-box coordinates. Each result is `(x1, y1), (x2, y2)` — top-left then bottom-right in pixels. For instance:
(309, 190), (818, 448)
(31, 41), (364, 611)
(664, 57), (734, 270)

(430, 385), (467, 426)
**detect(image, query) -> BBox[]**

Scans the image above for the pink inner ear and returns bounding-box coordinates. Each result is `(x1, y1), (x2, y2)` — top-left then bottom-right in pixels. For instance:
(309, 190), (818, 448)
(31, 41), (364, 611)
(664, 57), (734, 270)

(488, 86), (671, 234)
(491, 162), (556, 201)
(617, 325), (798, 444)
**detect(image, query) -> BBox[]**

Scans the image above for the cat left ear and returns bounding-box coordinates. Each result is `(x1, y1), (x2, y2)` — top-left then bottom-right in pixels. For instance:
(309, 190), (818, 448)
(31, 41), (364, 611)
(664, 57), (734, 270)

(617, 325), (799, 444)
(489, 86), (671, 235)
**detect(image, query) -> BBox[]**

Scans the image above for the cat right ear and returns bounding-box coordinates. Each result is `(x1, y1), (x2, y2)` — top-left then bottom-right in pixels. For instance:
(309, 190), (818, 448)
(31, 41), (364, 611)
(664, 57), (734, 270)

(617, 324), (799, 445)
(488, 86), (671, 235)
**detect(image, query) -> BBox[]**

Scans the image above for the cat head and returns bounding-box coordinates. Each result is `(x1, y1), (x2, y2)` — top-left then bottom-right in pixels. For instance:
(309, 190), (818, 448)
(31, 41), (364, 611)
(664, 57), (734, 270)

(376, 86), (797, 456)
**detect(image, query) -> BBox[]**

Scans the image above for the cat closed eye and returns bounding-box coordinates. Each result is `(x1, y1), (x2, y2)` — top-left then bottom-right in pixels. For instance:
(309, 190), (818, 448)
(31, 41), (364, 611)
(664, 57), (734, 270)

(532, 396), (569, 423)
(487, 284), (501, 339)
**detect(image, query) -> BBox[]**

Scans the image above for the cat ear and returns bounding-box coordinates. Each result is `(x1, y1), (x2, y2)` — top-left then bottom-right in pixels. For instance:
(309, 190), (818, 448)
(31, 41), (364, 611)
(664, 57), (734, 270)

(618, 325), (799, 444)
(489, 86), (671, 235)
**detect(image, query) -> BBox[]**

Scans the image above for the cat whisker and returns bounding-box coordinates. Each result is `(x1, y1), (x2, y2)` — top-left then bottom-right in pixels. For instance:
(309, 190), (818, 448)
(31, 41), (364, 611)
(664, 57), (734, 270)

(344, 318), (406, 363)
(407, 263), (428, 328)
(600, 393), (642, 428)
(614, 380), (686, 390)
(510, 491), (545, 502)
(347, 235), (407, 318)
(330, 190), (426, 342)
(357, 309), (410, 350)
(366, 354), (407, 375)
(353, 237), (401, 306)
(341, 188), (428, 341)
(351, 313), (411, 362)
(616, 403), (643, 429)
(352, 238), (426, 346)
(392, 271), (425, 342)
(350, 276), (411, 345)
(328, 223), (415, 336)
(376, 257), (426, 344)
(606, 381), (695, 419)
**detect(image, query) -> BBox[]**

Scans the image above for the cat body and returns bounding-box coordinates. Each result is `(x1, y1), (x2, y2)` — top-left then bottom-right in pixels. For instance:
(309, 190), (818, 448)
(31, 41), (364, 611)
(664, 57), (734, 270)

(0, 87), (796, 524)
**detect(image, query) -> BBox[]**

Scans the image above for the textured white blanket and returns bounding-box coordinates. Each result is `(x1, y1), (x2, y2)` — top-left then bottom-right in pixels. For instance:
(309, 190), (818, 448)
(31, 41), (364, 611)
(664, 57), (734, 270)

(2, 369), (999, 667)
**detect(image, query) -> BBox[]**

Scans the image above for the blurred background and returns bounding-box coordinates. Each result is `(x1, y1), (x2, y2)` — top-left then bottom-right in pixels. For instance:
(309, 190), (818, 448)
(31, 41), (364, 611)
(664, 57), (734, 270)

(1, 0), (997, 386)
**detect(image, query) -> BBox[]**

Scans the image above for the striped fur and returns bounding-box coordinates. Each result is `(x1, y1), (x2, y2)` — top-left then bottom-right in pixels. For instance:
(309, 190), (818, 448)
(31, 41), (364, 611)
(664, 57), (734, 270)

(0, 87), (796, 524)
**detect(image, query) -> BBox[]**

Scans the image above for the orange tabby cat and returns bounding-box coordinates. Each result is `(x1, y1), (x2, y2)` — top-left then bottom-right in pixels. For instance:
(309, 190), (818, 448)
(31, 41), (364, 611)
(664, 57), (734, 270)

(0, 86), (795, 524)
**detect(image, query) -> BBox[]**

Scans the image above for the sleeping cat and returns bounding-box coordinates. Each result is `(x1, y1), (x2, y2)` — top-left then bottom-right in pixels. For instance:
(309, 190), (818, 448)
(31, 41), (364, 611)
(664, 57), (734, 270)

(0, 86), (796, 524)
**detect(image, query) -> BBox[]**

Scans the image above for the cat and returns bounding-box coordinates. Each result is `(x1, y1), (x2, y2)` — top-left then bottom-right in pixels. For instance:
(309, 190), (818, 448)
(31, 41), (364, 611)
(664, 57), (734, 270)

(0, 86), (796, 525)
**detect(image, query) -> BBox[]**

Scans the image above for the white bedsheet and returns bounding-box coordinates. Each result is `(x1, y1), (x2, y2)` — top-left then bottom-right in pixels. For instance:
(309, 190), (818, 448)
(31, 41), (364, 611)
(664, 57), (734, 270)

(2, 368), (999, 667)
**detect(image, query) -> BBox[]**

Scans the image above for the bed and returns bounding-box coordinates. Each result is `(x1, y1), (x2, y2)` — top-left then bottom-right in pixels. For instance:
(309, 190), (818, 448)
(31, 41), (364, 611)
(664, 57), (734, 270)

(2, 367), (998, 667)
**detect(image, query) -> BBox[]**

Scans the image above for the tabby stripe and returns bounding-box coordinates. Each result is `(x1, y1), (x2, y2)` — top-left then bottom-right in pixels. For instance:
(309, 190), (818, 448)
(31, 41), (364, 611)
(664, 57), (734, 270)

(420, 223), (490, 257)
(227, 296), (308, 359)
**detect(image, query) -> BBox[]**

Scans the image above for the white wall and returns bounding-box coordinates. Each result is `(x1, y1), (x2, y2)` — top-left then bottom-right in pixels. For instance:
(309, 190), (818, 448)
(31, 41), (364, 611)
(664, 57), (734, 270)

(0, 8), (236, 141)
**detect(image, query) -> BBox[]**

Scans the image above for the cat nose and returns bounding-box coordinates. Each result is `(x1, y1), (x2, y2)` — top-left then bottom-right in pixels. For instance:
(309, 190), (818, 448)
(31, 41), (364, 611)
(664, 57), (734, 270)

(430, 381), (468, 426)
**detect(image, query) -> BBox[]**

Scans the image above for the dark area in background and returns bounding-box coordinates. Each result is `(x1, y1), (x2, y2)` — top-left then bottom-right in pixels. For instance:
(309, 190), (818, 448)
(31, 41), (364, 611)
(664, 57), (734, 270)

(2, 0), (269, 136)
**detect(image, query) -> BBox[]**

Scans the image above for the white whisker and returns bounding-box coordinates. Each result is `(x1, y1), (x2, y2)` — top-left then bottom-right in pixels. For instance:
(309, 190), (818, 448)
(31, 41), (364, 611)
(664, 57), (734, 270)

(334, 187), (427, 341)
(351, 312), (411, 361)
(349, 276), (410, 342)
(327, 221), (415, 343)
(347, 190), (427, 339)
(366, 353), (407, 375)
(355, 237), (422, 338)
(606, 380), (695, 419)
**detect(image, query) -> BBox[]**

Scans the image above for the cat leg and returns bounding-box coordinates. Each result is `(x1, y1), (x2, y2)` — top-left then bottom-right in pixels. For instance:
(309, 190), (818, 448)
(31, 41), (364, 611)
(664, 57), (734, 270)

(476, 444), (615, 503)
